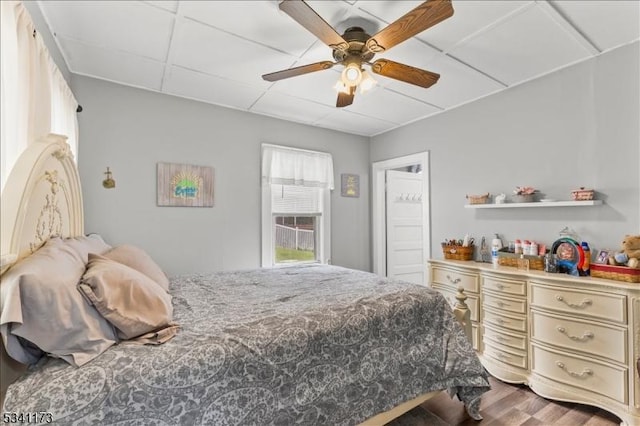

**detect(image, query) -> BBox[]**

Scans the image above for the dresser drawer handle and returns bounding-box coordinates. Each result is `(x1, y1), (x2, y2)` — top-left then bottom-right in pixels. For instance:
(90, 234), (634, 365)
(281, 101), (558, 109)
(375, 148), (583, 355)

(446, 274), (461, 285)
(555, 295), (593, 309)
(496, 335), (509, 342)
(494, 318), (508, 324)
(494, 300), (508, 307)
(497, 352), (511, 360)
(556, 326), (594, 342)
(555, 361), (593, 378)
(495, 283), (507, 290)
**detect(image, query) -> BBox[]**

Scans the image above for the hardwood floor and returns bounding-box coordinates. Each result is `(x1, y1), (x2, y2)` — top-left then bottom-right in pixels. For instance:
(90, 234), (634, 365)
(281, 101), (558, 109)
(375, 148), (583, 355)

(419, 376), (622, 426)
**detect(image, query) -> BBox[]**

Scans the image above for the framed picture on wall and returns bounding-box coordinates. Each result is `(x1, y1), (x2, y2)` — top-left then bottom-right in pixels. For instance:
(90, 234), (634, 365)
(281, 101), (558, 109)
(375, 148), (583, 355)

(157, 162), (214, 207)
(341, 173), (360, 198)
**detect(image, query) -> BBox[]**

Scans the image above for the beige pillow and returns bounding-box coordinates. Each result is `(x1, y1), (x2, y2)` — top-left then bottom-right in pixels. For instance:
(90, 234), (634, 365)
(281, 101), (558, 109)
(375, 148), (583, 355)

(103, 245), (169, 291)
(0, 238), (117, 366)
(79, 254), (173, 340)
(65, 234), (112, 263)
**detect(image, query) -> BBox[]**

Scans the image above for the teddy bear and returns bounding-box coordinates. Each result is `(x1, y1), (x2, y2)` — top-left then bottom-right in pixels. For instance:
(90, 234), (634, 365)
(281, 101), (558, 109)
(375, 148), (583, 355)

(609, 234), (640, 268)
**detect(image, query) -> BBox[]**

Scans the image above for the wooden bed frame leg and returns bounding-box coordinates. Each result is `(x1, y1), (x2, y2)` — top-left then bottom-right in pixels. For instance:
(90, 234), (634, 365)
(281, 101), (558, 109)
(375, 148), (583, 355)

(453, 286), (472, 343)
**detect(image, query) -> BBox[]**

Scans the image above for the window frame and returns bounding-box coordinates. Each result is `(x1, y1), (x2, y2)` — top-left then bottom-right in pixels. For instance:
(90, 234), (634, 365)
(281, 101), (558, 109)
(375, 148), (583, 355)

(261, 146), (332, 268)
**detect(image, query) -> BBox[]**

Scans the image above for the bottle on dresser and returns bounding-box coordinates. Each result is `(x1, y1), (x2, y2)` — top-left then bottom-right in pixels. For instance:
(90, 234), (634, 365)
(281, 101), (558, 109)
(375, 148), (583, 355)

(491, 234), (503, 267)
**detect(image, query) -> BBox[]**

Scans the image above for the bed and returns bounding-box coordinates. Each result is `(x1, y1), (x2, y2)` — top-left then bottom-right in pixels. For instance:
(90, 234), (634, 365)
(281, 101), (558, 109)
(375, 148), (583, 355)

(0, 134), (489, 425)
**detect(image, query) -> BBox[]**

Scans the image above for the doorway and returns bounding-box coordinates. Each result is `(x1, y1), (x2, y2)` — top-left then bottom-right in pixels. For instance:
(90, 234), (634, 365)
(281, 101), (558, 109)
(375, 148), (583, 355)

(372, 152), (430, 285)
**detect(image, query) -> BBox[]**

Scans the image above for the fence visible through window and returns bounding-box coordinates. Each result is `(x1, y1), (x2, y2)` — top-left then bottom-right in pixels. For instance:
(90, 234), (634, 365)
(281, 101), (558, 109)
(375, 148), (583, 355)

(274, 220), (316, 263)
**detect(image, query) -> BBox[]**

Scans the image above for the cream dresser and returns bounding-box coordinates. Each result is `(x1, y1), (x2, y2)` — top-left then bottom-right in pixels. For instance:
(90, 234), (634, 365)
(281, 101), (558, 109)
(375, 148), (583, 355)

(429, 259), (640, 426)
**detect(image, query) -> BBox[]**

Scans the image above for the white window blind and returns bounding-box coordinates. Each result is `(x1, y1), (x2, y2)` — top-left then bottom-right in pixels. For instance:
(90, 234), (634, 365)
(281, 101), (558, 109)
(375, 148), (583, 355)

(271, 185), (321, 214)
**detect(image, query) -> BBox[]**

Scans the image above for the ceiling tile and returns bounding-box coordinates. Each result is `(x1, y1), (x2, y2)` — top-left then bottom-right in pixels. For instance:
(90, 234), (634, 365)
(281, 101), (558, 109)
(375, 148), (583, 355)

(354, 1), (424, 27)
(385, 54), (504, 108)
(39, 1), (174, 62)
(171, 18), (296, 89)
(145, 1), (179, 13)
(449, 3), (593, 85)
(314, 109), (397, 136)
(179, 1), (318, 57)
(58, 36), (165, 91)
(416, 1), (531, 51)
(271, 67), (343, 107)
(343, 86), (441, 124)
(251, 92), (335, 124)
(163, 66), (265, 110)
(551, 0), (640, 52)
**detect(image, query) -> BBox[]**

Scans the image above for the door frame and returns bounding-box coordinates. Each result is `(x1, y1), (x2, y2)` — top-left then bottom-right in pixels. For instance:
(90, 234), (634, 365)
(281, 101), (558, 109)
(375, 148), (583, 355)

(372, 152), (431, 279)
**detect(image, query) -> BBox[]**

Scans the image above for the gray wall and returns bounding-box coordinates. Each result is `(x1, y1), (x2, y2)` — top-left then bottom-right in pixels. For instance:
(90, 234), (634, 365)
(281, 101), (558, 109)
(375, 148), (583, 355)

(73, 76), (370, 276)
(371, 42), (640, 258)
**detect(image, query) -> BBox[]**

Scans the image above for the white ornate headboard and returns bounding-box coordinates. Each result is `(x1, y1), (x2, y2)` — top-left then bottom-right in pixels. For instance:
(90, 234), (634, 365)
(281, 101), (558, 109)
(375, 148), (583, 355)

(0, 133), (84, 403)
(0, 133), (84, 274)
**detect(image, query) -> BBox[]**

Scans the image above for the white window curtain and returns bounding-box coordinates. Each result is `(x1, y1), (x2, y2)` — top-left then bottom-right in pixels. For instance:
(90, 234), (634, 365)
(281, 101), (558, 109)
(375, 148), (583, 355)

(0, 0), (78, 193)
(262, 144), (334, 190)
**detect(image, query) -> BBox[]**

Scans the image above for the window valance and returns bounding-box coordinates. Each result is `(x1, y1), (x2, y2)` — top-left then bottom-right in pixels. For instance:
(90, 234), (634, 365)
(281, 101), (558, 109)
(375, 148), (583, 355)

(261, 144), (334, 190)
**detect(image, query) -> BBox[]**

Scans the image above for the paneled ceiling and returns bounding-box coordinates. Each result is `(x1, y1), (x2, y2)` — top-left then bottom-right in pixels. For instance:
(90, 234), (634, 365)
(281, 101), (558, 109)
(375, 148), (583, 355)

(37, 0), (639, 137)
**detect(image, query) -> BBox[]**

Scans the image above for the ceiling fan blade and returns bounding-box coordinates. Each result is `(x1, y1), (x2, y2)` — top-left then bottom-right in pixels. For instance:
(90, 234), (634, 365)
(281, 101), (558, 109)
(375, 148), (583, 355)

(263, 61), (334, 82)
(336, 86), (355, 108)
(366, 0), (454, 53)
(279, 0), (349, 52)
(371, 59), (440, 88)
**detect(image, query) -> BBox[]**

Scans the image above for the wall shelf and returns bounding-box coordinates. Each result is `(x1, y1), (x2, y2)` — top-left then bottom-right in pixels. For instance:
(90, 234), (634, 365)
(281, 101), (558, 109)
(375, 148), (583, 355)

(465, 200), (603, 209)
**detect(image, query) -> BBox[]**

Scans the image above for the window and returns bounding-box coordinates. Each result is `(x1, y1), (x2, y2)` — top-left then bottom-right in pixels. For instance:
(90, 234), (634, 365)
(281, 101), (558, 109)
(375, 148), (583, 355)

(261, 144), (333, 267)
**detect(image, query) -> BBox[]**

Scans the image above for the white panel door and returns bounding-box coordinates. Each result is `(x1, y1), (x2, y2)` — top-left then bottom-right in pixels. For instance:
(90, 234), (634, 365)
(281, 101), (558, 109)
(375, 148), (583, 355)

(385, 170), (424, 285)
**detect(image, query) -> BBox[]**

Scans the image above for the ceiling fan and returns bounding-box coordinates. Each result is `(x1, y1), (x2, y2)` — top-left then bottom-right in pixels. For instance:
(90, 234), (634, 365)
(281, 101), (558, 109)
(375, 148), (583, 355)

(262, 0), (454, 108)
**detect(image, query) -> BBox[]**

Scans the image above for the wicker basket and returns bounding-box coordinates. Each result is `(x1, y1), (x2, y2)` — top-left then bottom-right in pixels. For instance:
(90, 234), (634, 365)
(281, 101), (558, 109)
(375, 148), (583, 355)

(466, 193), (490, 205)
(591, 263), (640, 283)
(497, 248), (546, 270)
(442, 244), (474, 261)
(571, 187), (594, 201)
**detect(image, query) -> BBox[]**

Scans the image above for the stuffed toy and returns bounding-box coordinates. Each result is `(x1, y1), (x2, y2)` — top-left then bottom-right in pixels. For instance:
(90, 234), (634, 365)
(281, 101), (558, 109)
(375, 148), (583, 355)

(609, 234), (640, 268)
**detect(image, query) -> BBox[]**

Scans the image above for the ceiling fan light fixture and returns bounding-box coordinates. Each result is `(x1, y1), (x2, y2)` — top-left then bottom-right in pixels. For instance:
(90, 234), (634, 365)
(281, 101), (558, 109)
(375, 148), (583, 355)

(359, 70), (376, 94)
(341, 63), (362, 86)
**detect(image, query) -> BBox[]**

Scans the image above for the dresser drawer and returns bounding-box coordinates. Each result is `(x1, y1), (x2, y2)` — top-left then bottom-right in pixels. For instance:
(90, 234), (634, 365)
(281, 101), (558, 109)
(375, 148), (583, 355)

(532, 344), (628, 404)
(483, 307), (526, 333)
(483, 292), (526, 315)
(431, 267), (479, 293)
(531, 310), (627, 364)
(530, 283), (627, 324)
(482, 275), (526, 297)
(433, 284), (479, 322)
(484, 323), (527, 351)
(484, 340), (527, 369)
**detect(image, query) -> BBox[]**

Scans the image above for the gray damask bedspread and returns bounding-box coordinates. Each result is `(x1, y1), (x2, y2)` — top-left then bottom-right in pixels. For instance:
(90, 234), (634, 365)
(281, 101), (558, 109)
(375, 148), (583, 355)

(3, 265), (489, 425)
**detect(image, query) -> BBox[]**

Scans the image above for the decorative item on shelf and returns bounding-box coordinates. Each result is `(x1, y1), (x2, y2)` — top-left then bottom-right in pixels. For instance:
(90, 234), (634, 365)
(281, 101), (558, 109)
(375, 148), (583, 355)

(511, 186), (537, 203)
(494, 193), (506, 204)
(102, 167), (115, 189)
(466, 193), (490, 205)
(571, 187), (594, 201)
